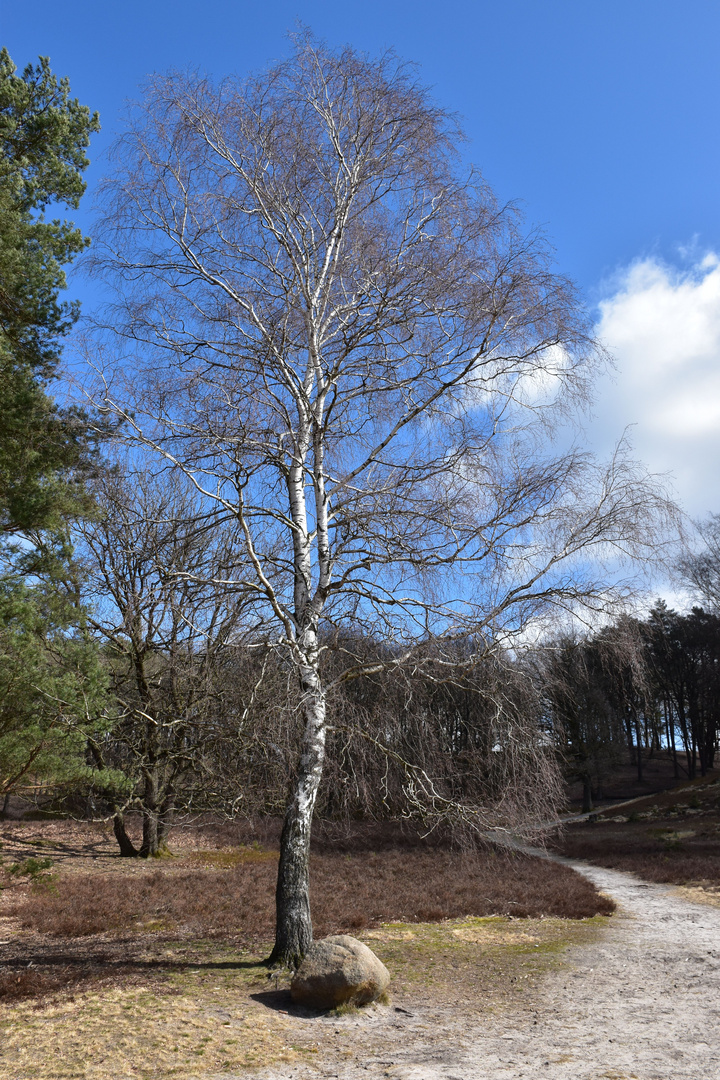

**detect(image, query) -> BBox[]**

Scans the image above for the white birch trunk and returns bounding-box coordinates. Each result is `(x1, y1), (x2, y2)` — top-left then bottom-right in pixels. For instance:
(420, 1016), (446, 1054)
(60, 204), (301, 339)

(268, 388), (331, 965)
(268, 642), (327, 966)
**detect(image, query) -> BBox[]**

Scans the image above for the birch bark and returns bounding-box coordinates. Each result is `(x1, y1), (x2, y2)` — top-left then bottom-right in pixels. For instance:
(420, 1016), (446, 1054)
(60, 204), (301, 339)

(269, 647), (326, 965)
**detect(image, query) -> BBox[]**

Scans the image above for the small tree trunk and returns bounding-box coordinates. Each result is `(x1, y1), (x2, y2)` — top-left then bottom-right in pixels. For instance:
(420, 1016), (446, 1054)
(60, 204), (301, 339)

(156, 794), (174, 852)
(139, 809), (160, 857)
(113, 812), (139, 857)
(666, 703), (680, 778)
(625, 716), (636, 764)
(581, 775), (593, 814)
(139, 770), (163, 857)
(268, 669), (327, 968)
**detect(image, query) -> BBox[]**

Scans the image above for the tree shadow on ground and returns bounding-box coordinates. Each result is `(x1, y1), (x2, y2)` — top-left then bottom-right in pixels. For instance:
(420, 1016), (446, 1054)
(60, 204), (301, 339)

(0, 943), (271, 1004)
(250, 988), (324, 1017)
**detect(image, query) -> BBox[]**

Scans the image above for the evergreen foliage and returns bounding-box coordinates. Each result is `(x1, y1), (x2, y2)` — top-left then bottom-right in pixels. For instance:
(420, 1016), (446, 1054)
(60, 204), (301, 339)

(0, 52), (112, 801)
(0, 569), (113, 798)
(0, 48), (100, 535)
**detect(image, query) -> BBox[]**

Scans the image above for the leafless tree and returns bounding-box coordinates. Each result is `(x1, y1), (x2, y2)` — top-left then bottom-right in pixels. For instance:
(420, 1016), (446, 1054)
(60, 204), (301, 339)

(594, 616), (660, 783)
(321, 637), (565, 830)
(678, 514), (720, 613)
(77, 464), (249, 855)
(87, 35), (673, 964)
(539, 617), (655, 811)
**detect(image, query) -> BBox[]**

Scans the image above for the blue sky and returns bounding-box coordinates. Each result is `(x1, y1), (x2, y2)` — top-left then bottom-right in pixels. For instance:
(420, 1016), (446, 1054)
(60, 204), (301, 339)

(4, 0), (720, 519)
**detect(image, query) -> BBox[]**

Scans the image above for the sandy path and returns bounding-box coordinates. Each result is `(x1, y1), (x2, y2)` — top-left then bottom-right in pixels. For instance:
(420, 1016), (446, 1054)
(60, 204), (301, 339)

(249, 860), (720, 1080)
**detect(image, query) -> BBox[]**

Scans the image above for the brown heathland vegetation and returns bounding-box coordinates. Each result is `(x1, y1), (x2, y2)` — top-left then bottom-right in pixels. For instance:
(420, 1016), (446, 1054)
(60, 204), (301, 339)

(4, 849), (613, 941)
(556, 775), (720, 890)
(1, 817), (612, 1003)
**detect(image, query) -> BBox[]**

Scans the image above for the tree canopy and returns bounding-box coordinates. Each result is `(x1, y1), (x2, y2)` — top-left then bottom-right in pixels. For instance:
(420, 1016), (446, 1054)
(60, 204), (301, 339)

(91, 34), (672, 964)
(0, 48), (99, 536)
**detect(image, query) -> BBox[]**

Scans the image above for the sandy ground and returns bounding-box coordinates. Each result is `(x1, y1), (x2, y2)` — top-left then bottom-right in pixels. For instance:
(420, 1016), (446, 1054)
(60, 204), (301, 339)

(246, 858), (720, 1080)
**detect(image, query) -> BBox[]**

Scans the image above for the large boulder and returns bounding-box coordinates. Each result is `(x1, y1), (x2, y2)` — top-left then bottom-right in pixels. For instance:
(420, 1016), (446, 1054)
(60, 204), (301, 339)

(290, 934), (390, 1010)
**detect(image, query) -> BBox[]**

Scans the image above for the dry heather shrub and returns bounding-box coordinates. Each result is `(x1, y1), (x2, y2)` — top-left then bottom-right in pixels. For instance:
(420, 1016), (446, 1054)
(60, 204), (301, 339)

(194, 816), (548, 855)
(5, 865), (277, 937)
(6, 848), (612, 939)
(310, 850), (614, 929)
(559, 821), (720, 886)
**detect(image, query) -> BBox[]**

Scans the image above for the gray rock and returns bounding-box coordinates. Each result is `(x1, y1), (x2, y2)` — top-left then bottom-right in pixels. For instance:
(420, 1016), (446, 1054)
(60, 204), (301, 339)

(290, 934), (390, 1010)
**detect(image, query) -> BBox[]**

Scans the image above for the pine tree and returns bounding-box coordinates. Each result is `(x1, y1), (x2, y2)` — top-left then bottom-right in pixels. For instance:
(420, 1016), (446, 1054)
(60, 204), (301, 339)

(0, 48), (100, 535)
(0, 52), (111, 806)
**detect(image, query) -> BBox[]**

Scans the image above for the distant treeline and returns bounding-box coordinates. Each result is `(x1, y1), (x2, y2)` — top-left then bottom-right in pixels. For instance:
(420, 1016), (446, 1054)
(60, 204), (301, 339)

(543, 603), (720, 811)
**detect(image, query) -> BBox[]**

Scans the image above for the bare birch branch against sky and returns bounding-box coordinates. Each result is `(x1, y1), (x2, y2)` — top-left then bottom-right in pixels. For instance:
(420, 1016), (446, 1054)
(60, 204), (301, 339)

(86, 34), (675, 963)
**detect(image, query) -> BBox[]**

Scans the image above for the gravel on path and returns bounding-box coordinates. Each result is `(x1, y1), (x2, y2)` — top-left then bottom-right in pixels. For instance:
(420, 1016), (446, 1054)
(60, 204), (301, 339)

(244, 859), (720, 1080)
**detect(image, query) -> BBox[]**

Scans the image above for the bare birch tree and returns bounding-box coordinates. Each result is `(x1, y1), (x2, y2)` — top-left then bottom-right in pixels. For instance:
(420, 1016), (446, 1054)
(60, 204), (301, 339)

(679, 514), (720, 613)
(88, 35), (672, 964)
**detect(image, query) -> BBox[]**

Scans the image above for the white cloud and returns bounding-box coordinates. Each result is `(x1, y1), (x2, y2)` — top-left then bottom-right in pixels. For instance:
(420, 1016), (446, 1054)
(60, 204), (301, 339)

(592, 253), (720, 517)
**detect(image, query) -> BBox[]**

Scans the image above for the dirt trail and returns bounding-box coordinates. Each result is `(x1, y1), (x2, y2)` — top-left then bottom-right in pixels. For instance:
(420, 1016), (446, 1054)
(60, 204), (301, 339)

(250, 860), (720, 1080)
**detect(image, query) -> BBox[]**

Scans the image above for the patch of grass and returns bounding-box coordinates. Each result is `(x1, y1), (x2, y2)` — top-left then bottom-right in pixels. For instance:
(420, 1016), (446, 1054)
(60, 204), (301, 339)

(331, 1000), (362, 1016)
(0, 855), (57, 903)
(0, 976), (300, 1080)
(10, 857), (54, 878)
(182, 844), (277, 869)
(362, 913), (608, 1009)
(0, 913), (611, 1079)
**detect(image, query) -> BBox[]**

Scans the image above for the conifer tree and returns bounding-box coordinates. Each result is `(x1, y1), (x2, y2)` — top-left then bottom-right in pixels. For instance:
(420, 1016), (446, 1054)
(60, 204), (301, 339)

(0, 52), (109, 805)
(0, 48), (100, 535)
